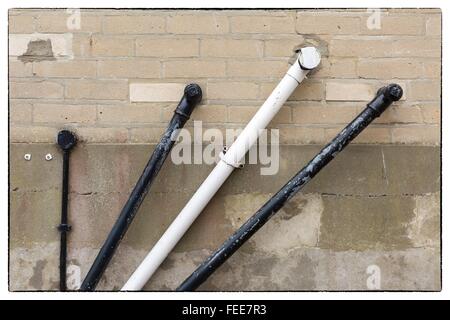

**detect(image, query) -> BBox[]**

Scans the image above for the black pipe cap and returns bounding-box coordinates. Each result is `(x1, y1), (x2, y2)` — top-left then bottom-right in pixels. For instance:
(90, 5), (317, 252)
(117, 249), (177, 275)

(57, 130), (77, 151)
(184, 83), (202, 104)
(378, 83), (403, 102)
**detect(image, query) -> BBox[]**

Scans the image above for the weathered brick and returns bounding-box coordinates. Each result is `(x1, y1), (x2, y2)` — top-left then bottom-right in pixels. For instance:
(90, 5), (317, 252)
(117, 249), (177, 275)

(420, 104), (440, 124)
(71, 34), (91, 57)
(312, 58), (357, 79)
(374, 106), (423, 124)
(9, 101), (32, 123)
(201, 39), (263, 58)
(409, 81), (440, 101)
(9, 14), (35, 33)
(230, 15), (295, 33)
(10, 126), (55, 143)
(35, 13), (102, 33)
(97, 60), (160, 79)
(91, 35), (134, 57)
(129, 83), (186, 102)
(426, 15), (441, 36)
(9, 59), (33, 77)
(65, 80), (128, 100)
(293, 105), (357, 124)
(330, 39), (441, 58)
(10, 81), (64, 99)
(423, 60), (441, 78)
(33, 103), (97, 124)
(208, 82), (259, 100)
(289, 81), (325, 101)
(167, 14), (229, 34)
(228, 105), (291, 124)
(351, 127), (391, 144)
(136, 38), (199, 57)
(75, 127), (128, 143)
(357, 59), (422, 79)
(98, 104), (162, 123)
(163, 104), (227, 122)
(296, 13), (360, 34)
(129, 127), (166, 143)
(227, 60), (287, 78)
(164, 60), (226, 78)
(279, 127), (325, 144)
(391, 125), (440, 145)
(361, 15), (424, 35)
(264, 38), (304, 57)
(9, 33), (74, 58)
(103, 15), (165, 34)
(326, 82), (373, 101)
(33, 60), (97, 78)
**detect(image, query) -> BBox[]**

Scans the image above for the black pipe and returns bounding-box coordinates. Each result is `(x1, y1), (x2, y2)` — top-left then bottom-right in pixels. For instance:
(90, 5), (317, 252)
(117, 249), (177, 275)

(80, 84), (202, 291)
(57, 130), (77, 291)
(177, 84), (403, 291)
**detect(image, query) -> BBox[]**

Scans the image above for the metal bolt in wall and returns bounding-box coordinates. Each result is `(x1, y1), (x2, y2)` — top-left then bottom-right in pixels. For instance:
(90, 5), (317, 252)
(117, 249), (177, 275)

(24, 154), (31, 161)
(45, 153), (53, 161)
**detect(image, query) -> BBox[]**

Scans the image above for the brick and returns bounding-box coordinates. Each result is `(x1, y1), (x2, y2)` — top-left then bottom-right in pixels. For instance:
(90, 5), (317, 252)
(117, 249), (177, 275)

(91, 35), (134, 57)
(230, 16), (295, 33)
(208, 82), (259, 100)
(420, 104), (440, 124)
(426, 15), (441, 36)
(201, 39), (263, 58)
(98, 104), (162, 123)
(9, 14), (35, 33)
(391, 126), (440, 145)
(312, 58), (356, 79)
(350, 127), (391, 144)
(228, 105), (291, 124)
(329, 39), (441, 58)
(10, 81), (64, 99)
(9, 101), (32, 123)
(97, 60), (160, 79)
(71, 34), (91, 57)
(167, 14), (229, 34)
(293, 105), (357, 124)
(423, 60), (441, 78)
(9, 33), (73, 58)
(264, 38), (304, 57)
(164, 60), (226, 78)
(361, 15), (424, 35)
(103, 15), (165, 34)
(129, 127), (166, 143)
(227, 60), (287, 78)
(357, 59), (422, 79)
(33, 104), (97, 124)
(136, 38), (199, 57)
(9, 59), (33, 77)
(374, 106), (423, 124)
(296, 13), (360, 34)
(279, 127), (325, 144)
(326, 82), (373, 101)
(10, 126), (55, 143)
(75, 127), (128, 143)
(129, 83), (186, 102)
(33, 60), (97, 78)
(409, 81), (440, 101)
(163, 104), (227, 122)
(35, 13), (102, 33)
(289, 81), (324, 101)
(65, 80), (128, 100)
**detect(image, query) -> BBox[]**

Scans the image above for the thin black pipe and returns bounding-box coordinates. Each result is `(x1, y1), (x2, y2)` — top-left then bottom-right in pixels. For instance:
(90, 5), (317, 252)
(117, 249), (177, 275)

(80, 84), (202, 291)
(57, 130), (77, 291)
(177, 84), (403, 291)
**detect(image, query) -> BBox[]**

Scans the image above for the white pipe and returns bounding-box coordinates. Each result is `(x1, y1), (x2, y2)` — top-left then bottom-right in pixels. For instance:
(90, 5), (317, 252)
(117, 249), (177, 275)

(122, 47), (321, 290)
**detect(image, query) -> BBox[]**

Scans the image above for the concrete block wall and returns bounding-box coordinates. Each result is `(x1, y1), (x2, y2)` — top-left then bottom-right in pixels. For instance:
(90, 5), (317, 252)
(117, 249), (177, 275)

(9, 9), (441, 291)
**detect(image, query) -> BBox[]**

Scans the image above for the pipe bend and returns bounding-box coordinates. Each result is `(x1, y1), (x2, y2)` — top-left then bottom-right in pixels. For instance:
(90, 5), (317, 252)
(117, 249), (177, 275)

(175, 83), (203, 118)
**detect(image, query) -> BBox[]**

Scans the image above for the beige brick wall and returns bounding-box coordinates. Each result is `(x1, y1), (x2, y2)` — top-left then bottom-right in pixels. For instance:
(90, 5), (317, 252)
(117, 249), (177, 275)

(9, 9), (441, 145)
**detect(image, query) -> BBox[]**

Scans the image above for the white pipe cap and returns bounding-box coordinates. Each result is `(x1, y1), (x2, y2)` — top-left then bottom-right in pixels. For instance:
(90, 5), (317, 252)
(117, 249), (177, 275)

(298, 46), (321, 70)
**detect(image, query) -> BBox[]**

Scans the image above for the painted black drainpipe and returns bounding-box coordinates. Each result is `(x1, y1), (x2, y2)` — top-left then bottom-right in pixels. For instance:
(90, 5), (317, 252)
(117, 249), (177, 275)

(177, 84), (403, 291)
(57, 130), (77, 291)
(80, 84), (202, 291)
